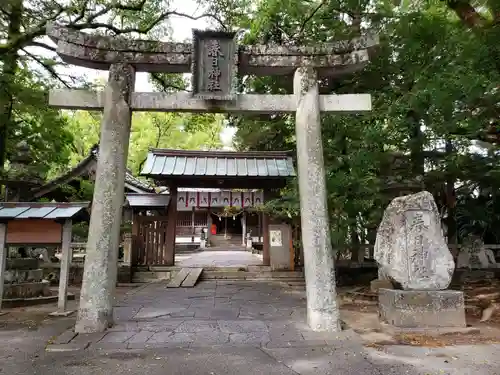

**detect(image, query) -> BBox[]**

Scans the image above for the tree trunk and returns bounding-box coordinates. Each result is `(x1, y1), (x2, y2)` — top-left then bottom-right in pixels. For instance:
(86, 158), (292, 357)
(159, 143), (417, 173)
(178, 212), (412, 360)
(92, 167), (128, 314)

(445, 138), (458, 247)
(0, 0), (22, 194)
(408, 110), (425, 177)
(349, 226), (362, 262)
(446, 1), (486, 28)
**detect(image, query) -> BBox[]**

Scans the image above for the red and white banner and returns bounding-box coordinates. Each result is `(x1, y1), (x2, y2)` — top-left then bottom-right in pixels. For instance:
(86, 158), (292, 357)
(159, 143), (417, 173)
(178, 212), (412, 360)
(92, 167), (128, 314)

(199, 192), (210, 207)
(232, 192), (242, 207)
(176, 190), (265, 209)
(242, 192), (252, 207)
(187, 192), (197, 207)
(210, 192), (221, 207)
(253, 191), (264, 206)
(220, 191), (231, 206)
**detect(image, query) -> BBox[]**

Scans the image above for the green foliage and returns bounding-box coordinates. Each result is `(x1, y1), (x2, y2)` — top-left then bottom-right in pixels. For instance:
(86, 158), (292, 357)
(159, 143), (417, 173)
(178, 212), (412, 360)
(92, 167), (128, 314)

(47, 109), (224, 200)
(3, 0), (500, 251)
(5, 64), (73, 179)
(212, 0), (500, 249)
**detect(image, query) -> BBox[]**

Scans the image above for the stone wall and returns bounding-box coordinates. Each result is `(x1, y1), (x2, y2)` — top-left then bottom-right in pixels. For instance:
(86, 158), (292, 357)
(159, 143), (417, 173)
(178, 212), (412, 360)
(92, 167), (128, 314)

(41, 263), (132, 285)
(39, 261), (500, 287)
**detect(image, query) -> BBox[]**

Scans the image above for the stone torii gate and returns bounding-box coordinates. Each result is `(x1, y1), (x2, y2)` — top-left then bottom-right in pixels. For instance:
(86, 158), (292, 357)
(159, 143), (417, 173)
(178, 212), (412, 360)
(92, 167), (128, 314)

(46, 24), (378, 334)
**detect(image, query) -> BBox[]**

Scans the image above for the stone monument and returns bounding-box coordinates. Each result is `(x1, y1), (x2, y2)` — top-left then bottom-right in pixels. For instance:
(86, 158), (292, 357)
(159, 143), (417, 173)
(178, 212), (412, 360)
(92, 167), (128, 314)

(457, 234), (497, 269)
(374, 191), (466, 328)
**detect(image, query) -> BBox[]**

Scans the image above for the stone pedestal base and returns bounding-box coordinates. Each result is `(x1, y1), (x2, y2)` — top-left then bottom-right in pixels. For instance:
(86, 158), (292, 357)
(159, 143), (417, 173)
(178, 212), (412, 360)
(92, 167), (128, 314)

(370, 279), (393, 293)
(4, 280), (51, 299)
(378, 288), (466, 328)
(117, 264), (132, 284)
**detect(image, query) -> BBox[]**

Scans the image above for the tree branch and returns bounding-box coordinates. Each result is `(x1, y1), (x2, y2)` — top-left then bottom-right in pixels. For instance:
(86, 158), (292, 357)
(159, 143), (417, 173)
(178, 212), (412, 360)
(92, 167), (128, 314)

(27, 41), (57, 52)
(445, 0), (487, 28)
(74, 10), (226, 35)
(150, 73), (190, 92)
(296, 0), (327, 37)
(21, 48), (70, 88)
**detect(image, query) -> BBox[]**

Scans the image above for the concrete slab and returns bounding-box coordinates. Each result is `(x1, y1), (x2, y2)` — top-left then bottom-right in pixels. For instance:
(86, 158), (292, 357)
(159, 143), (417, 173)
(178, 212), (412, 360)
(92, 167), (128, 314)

(167, 268), (190, 288)
(101, 331), (135, 343)
(49, 310), (75, 317)
(134, 307), (187, 319)
(181, 268), (203, 287)
(263, 345), (375, 374)
(45, 342), (90, 352)
(52, 329), (77, 345)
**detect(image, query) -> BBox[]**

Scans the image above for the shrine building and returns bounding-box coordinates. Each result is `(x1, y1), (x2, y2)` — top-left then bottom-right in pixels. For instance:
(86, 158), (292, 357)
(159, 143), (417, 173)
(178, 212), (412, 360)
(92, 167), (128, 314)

(130, 148), (296, 266)
(28, 147), (296, 267)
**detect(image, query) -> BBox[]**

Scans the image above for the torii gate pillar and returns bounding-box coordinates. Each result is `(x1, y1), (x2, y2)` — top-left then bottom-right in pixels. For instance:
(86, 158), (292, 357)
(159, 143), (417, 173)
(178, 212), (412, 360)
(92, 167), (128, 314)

(294, 67), (340, 331)
(75, 64), (135, 333)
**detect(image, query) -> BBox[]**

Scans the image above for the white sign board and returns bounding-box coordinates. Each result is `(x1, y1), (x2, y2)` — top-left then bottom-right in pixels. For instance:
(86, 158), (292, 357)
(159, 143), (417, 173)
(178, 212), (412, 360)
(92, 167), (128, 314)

(270, 230), (283, 247)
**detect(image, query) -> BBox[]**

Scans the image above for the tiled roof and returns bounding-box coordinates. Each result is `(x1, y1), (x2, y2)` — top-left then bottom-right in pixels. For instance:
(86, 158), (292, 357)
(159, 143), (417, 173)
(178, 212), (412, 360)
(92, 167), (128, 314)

(124, 171), (155, 193)
(125, 194), (170, 207)
(0, 202), (89, 220)
(141, 149), (296, 178)
(29, 144), (154, 200)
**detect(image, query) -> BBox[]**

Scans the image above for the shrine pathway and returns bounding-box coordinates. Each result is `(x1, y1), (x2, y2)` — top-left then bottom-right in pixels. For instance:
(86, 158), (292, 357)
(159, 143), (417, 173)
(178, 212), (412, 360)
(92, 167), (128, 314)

(175, 250), (263, 267)
(39, 281), (500, 374)
(1, 281), (499, 374)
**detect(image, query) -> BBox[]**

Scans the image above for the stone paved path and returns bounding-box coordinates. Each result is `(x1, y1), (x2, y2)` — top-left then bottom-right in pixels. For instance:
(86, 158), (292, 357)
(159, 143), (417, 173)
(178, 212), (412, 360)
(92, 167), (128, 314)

(175, 250), (263, 267)
(14, 281), (499, 374)
(50, 280), (349, 350)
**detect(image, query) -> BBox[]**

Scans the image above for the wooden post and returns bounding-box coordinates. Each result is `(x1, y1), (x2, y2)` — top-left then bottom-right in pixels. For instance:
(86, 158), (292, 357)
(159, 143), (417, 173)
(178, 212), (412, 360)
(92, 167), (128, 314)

(50, 219), (74, 316)
(262, 213), (270, 266)
(241, 211), (247, 246)
(122, 233), (132, 265)
(257, 212), (261, 242)
(191, 207), (195, 243)
(131, 211), (140, 266)
(207, 212), (212, 244)
(165, 186), (178, 266)
(0, 223), (7, 314)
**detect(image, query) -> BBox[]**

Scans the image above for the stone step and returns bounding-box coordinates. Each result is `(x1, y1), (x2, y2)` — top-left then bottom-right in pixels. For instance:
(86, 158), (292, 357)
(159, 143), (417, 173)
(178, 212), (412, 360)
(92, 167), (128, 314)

(201, 266), (248, 272)
(132, 271), (172, 283)
(200, 270), (304, 280)
(247, 266), (272, 272)
(132, 268), (303, 283)
(209, 236), (243, 246)
(209, 242), (245, 248)
(207, 246), (247, 251)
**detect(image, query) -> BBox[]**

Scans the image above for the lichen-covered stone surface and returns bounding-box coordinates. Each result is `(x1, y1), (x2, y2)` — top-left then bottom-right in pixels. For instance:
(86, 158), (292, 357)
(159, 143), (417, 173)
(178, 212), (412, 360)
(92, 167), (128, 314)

(294, 67), (340, 332)
(6, 258), (39, 270)
(378, 288), (466, 328)
(4, 269), (43, 284)
(374, 191), (455, 290)
(457, 235), (497, 269)
(46, 23), (377, 76)
(75, 63), (135, 334)
(3, 280), (51, 299)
